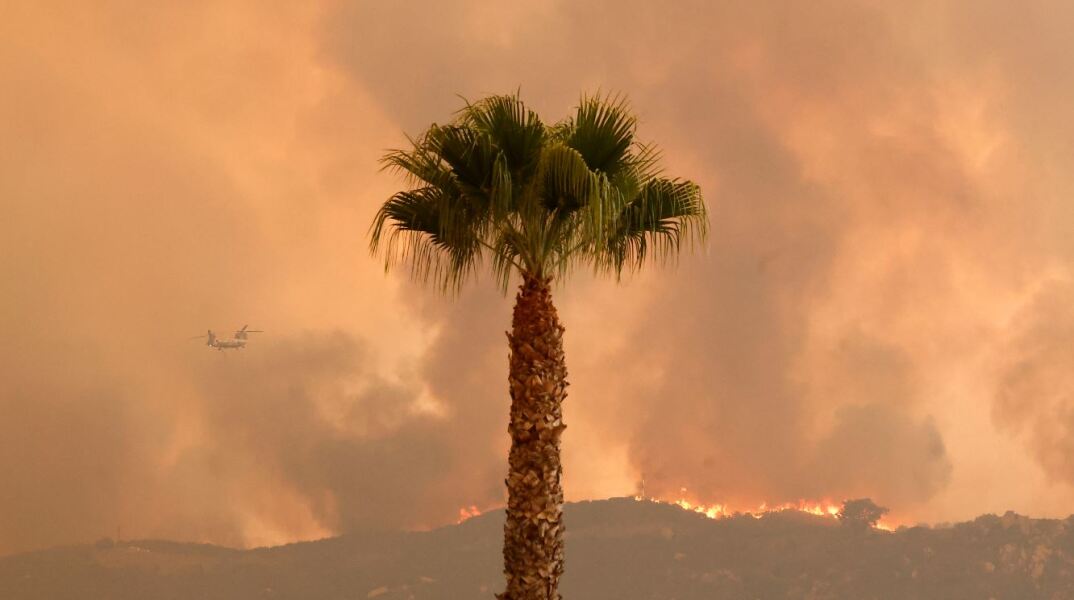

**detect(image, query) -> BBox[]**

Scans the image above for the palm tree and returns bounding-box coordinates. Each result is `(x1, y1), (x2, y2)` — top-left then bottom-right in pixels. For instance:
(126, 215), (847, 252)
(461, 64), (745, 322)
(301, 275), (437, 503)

(370, 92), (707, 600)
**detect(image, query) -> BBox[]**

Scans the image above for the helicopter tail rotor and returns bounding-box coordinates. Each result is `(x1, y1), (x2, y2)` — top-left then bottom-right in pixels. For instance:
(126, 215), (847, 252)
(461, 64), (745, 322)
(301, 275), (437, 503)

(188, 330), (216, 346)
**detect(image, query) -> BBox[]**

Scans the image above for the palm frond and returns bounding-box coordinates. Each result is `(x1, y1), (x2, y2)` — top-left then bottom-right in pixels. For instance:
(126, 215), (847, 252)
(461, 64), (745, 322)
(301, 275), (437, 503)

(423, 124), (496, 195)
(459, 94), (545, 181)
(600, 178), (707, 274)
(538, 143), (598, 213)
(369, 187), (482, 291)
(623, 141), (664, 183)
(380, 134), (457, 191)
(562, 92), (638, 177)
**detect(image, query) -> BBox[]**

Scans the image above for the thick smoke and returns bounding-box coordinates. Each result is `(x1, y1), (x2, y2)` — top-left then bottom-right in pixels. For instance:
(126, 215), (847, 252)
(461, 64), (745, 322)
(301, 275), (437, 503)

(993, 280), (1074, 484)
(4, 0), (1074, 556)
(0, 1), (511, 556)
(185, 330), (501, 535)
(324, 0), (964, 514)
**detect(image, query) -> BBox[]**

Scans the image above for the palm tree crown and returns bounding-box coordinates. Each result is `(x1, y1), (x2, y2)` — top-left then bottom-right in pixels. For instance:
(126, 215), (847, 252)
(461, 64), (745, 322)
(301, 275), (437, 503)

(370, 93), (707, 289)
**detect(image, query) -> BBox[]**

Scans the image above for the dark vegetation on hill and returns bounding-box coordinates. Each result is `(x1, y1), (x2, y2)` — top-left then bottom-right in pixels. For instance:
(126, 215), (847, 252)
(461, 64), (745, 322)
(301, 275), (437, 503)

(3, 498), (1074, 599)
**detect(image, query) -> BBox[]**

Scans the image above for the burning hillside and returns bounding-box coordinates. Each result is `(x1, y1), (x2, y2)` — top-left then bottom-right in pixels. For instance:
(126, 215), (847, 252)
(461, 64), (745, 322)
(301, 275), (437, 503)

(4, 497), (1074, 599)
(654, 493), (899, 532)
(458, 492), (897, 531)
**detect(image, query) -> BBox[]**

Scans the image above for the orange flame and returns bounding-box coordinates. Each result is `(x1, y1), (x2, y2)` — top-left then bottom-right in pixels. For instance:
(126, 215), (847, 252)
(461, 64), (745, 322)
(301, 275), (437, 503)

(875, 520), (896, 532)
(640, 488), (898, 530)
(658, 496), (841, 520)
(455, 493), (899, 530)
(457, 505), (482, 524)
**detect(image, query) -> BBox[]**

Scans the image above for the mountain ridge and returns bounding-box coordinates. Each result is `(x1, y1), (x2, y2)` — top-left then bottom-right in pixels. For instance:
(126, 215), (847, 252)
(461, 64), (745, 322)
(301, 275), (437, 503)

(3, 497), (1073, 599)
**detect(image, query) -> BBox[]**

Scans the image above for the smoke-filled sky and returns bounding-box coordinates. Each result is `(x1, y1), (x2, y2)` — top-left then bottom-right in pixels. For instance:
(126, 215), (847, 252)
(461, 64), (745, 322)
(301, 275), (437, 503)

(3, 0), (1074, 556)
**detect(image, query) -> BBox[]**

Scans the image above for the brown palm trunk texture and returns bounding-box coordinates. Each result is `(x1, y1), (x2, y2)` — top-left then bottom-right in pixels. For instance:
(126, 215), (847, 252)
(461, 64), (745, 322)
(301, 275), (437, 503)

(497, 274), (567, 600)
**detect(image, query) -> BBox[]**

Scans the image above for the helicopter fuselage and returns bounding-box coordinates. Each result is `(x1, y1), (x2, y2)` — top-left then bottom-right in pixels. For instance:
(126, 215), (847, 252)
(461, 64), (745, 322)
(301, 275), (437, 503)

(211, 338), (246, 350)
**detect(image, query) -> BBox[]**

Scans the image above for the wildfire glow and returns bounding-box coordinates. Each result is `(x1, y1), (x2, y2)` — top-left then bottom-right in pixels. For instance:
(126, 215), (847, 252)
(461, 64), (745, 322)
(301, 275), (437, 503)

(662, 496), (843, 520)
(457, 505), (482, 524)
(455, 493), (899, 531)
(639, 488), (899, 531)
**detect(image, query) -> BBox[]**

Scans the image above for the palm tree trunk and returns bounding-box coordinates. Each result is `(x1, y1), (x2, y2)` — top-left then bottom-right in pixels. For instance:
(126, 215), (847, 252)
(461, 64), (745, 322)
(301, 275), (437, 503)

(498, 274), (567, 600)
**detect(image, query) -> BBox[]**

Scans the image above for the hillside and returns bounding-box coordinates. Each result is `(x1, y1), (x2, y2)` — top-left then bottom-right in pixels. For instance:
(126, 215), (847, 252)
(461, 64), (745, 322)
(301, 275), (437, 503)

(3, 498), (1074, 599)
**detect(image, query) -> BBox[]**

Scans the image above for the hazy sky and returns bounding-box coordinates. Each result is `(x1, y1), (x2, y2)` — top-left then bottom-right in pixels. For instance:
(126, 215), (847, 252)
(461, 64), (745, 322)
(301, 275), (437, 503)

(4, 0), (1074, 556)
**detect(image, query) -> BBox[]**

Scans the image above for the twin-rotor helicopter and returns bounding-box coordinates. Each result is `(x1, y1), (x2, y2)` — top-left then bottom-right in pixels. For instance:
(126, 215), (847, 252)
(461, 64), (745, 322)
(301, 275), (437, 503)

(190, 324), (263, 351)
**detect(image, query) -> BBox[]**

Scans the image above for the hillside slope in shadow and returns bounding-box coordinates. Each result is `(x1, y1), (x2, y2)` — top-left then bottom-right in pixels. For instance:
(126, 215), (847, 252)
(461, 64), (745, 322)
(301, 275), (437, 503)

(3, 498), (1073, 599)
